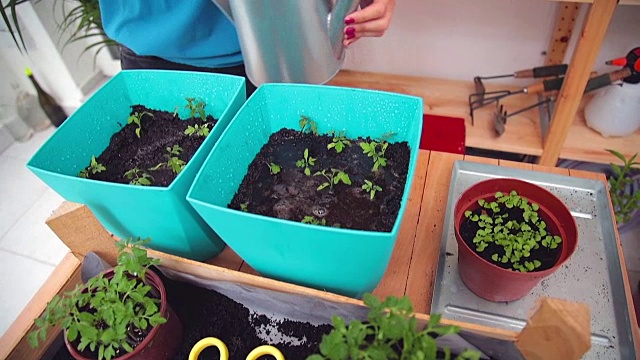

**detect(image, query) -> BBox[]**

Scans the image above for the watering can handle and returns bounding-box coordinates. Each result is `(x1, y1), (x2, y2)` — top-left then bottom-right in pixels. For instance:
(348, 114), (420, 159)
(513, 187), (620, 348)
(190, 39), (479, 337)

(188, 337), (285, 360)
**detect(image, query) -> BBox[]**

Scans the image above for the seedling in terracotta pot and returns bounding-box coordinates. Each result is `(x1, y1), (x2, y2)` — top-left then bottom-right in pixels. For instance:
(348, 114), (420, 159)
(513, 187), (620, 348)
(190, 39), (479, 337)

(184, 123), (210, 137)
(78, 155), (106, 179)
(296, 148), (316, 176)
(127, 111), (153, 138)
(362, 180), (382, 200)
(307, 293), (481, 360)
(327, 130), (351, 153)
(124, 167), (153, 186)
(314, 168), (351, 191)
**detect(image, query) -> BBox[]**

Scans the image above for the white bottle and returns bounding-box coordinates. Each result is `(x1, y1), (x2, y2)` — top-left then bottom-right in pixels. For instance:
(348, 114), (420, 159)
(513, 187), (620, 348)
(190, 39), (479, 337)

(585, 82), (640, 137)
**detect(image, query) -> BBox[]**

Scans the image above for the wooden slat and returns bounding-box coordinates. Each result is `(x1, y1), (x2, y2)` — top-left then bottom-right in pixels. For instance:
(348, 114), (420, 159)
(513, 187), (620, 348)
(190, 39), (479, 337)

(538, 0), (618, 166)
(3, 254), (83, 360)
(532, 164), (571, 176)
(406, 151), (464, 314)
(568, 169), (640, 351)
(463, 155), (500, 165)
(499, 159), (534, 171)
(372, 150), (430, 299)
(544, 2), (582, 66)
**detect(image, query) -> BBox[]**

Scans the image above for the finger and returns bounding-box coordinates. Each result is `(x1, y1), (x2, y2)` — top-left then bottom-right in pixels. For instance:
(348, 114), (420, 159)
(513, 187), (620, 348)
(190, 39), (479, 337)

(344, 17), (390, 35)
(344, 2), (386, 24)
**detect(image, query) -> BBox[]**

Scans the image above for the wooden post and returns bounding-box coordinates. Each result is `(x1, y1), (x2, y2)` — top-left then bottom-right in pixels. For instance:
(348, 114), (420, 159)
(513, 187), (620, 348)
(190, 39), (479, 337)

(515, 298), (591, 360)
(544, 2), (582, 66)
(537, 0), (617, 166)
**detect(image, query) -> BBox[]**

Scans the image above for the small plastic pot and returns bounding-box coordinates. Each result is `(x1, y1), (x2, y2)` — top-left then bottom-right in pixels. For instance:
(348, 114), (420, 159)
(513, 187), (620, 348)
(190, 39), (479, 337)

(64, 269), (182, 360)
(453, 178), (578, 302)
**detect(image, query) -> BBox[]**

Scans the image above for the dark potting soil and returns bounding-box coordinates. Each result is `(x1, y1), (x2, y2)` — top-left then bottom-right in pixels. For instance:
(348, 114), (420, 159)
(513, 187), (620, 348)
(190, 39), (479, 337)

(228, 129), (411, 232)
(52, 267), (333, 360)
(82, 105), (217, 187)
(459, 206), (562, 272)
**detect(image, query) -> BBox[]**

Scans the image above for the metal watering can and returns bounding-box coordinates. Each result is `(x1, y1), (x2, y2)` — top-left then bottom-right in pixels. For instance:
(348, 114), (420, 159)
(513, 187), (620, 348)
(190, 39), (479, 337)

(211, 0), (372, 86)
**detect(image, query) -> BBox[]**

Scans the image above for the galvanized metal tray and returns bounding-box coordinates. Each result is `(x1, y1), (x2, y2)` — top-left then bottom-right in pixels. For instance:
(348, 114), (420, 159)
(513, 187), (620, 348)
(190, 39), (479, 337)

(431, 160), (636, 359)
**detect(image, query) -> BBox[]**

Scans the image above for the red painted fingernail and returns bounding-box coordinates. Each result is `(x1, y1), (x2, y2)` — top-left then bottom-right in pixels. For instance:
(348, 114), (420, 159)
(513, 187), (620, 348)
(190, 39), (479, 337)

(345, 17), (355, 24)
(345, 27), (355, 35)
(347, 33), (355, 40)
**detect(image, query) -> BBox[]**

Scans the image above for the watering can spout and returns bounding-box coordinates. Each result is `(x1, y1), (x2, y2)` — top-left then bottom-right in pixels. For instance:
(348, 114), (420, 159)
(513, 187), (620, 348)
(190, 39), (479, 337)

(209, 0), (371, 86)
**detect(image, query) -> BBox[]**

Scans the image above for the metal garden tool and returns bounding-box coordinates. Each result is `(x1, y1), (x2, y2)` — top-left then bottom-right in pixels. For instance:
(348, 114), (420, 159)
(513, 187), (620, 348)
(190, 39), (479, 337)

(469, 64), (568, 124)
(494, 67), (634, 136)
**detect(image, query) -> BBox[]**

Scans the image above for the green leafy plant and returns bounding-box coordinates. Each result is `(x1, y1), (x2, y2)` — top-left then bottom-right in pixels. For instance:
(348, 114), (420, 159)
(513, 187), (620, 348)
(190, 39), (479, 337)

(265, 162), (281, 175)
(307, 293), (480, 360)
(327, 130), (351, 153)
(360, 140), (388, 172)
(27, 237), (166, 360)
(123, 167), (153, 186)
(315, 168), (352, 191)
(301, 215), (327, 226)
(184, 123), (210, 137)
(464, 190), (562, 273)
(127, 111), (153, 138)
(184, 97), (206, 120)
(296, 148), (316, 176)
(166, 145), (186, 174)
(362, 180), (382, 200)
(240, 203), (249, 212)
(299, 115), (319, 135)
(606, 149), (640, 225)
(78, 155), (106, 179)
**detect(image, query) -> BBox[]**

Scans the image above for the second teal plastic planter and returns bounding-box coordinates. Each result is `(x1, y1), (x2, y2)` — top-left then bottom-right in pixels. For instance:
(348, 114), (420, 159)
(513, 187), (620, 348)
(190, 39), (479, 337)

(187, 84), (423, 298)
(27, 70), (246, 261)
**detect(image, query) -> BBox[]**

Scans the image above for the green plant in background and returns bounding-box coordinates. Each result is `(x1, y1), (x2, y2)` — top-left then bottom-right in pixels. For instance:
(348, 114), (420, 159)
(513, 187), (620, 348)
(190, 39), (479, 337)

(315, 168), (352, 191)
(296, 148), (316, 176)
(78, 155), (106, 178)
(124, 167), (153, 186)
(307, 293), (480, 360)
(127, 111), (153, 138)
(28, 237), (166, 360)
(184, 98), (207, 120)
(360, 140), (388, 172)
(265, 162), (281, 175)
(327, 130), (351, 153)
(299, 115), (319, 135)
(464, 190), (562, 273)
(301, 215), (327, 226)
(606, 149), (640, 225)
(362, 180), (382, 200)
(184, 123), (210, 137)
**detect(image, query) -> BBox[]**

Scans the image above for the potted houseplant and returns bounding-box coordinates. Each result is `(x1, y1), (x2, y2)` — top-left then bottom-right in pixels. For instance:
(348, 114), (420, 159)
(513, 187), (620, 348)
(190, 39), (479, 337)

(27, 238), (182, 360)
(306, 293), (481, 360)
(27, 70), (246, 261)
(605, 149), (640, 230)
(453, 178), (578, 302)
(186, 83), (423, 298)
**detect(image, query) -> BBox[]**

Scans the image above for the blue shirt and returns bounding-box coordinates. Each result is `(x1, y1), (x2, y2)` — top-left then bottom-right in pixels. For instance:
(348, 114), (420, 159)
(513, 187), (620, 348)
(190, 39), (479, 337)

(100, 1), (244, 68)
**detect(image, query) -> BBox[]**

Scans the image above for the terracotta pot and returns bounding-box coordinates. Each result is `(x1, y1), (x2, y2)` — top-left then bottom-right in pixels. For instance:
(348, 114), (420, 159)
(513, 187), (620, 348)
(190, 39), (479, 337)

(454, 178), (578, 302)
(64, 269), (182, 360)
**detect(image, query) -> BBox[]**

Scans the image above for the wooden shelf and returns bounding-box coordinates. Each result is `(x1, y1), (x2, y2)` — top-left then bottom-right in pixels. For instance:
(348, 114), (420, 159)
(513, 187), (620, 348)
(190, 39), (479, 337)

(327, 70), (640, 166)
(548, 0), (640, 5)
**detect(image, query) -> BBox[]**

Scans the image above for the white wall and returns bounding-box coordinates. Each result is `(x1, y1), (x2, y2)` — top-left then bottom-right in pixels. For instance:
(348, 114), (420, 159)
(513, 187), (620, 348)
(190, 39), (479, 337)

(343, 0), (640, 86)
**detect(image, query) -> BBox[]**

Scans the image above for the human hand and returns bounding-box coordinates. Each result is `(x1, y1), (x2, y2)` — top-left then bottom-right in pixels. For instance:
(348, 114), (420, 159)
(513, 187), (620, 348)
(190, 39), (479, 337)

(343, 0), (395, 46)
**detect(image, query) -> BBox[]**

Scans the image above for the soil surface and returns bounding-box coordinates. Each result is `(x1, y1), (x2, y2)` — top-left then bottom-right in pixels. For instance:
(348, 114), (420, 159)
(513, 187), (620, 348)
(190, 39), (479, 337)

(228, 129), (411, 232)
(460, 205), (562, 272)
(82, 105), (216, 187)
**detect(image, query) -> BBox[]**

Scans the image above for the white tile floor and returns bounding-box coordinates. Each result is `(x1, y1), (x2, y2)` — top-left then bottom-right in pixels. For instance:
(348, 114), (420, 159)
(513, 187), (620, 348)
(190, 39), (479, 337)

(0, 126), (70, 336)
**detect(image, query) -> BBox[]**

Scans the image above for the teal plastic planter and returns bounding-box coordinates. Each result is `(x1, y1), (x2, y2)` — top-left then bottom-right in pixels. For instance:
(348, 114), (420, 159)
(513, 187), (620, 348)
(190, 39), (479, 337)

(27, 70), (246, 261)
(187, 84), (422, 297)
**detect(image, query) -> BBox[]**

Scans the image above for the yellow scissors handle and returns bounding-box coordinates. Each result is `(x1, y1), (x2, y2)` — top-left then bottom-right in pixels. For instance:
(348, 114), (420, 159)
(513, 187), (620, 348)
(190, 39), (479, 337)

(188, 337), (285, 360)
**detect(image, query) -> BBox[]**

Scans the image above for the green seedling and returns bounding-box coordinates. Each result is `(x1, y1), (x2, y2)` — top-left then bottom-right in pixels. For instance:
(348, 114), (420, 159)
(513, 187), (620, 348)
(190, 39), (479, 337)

(184, 97), (206, 120)
(314, 168), (351, 192)
(360, 140), (388, 171)
(327, 130), (351, 153)
(78, 155), (106, 179)
(240, 203), (248, 212)
(298, 115), (319, 135)
(123, 167), (153, 186)
(301, 216), (326, 226)
(377, 131), (397, 142)
(148, 145), (186, 174)
(362, 180), (382, 200)
(307, 293), (481, 360)
(296, 148), (316, 176)
(265, 162), (281, 175)
(606, 149), (640, 225)
(184, 123), (210, 137)
(127, 111), (153, 138)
